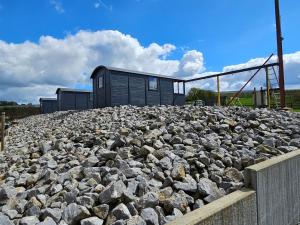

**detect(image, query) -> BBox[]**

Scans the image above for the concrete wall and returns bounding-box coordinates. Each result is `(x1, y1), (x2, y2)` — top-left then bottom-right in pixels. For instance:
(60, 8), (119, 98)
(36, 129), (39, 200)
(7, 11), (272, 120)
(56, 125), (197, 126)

(166, 149), (300, 225)
(245, 150), (300, 225)
(167, 189), (257, 225)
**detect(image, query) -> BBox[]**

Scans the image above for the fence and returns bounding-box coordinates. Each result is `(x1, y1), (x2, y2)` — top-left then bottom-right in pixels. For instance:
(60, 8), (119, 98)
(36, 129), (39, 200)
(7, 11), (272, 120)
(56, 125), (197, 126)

(0, 105), (40, 122)
(167, 149), (300, 225)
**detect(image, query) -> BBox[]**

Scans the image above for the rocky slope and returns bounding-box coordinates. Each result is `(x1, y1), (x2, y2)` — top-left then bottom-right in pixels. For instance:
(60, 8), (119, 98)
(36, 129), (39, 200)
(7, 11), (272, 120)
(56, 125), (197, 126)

(0, 106), (299, 225)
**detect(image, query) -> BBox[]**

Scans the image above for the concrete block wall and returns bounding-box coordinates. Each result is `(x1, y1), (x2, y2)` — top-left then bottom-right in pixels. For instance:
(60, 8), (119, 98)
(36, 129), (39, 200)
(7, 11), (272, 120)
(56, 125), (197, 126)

(166, 149), (300, 225)
(246, 150), (300, 225)
(167, 189), (257, 225)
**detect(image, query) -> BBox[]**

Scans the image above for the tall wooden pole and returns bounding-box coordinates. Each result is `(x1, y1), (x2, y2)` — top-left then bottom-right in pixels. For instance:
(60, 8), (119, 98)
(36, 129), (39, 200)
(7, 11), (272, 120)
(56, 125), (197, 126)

(1, 112), (5, 151)
(275, 0), (286, 108)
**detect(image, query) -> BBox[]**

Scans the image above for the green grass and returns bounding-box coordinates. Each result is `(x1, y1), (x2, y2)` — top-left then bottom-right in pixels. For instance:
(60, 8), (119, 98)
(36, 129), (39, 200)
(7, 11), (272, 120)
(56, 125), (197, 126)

(236, 97), (253, 106)
(222, 89), (300, 110)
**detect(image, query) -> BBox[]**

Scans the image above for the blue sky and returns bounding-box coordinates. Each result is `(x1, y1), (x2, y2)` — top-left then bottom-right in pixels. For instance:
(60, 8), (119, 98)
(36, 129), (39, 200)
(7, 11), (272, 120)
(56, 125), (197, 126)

(0, 0), (300, 103)
(1, 0), (300, 70)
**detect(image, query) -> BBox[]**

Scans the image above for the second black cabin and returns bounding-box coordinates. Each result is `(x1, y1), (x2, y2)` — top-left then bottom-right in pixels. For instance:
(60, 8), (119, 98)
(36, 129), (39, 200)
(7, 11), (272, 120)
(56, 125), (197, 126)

(91, 66), (186, 108)
(40, 98), (57, 114)
(56, 88), (93, 111)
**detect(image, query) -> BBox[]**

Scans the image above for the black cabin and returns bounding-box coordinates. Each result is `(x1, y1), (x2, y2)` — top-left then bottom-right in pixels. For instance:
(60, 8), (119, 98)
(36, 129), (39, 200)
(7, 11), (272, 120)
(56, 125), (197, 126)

(39, 98), (57, 114)
(56, 88), (93, 111)
(90, 66), (186, 108)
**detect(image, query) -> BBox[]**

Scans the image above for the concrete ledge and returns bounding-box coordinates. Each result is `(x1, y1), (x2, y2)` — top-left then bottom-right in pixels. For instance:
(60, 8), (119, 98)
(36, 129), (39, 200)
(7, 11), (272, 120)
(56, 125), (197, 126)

(166, 189), (257, 225)
(246, 149), (300, 225)
(246, 149), (300, 172)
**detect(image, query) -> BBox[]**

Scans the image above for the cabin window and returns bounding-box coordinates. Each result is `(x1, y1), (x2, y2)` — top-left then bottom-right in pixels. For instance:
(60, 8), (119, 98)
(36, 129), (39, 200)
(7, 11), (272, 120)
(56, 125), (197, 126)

(173, 82), (184, 94)
(173, 82), (178, 93)
(149, 77), (158, 91)
(178, 82), (184, 94)
(98, 76), (103, 88)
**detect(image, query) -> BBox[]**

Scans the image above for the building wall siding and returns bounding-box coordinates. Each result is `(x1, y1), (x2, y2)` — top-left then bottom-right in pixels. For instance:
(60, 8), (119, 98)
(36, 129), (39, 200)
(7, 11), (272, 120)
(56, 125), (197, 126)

(75, 93), (88, 110)
(146, 77), (160, 106)
(129, 75), (146, 106)
(105, 70), (111, 107)
(111, 72), (129, 106)
(60, 92), (76, 111)
(174, 94), (186, 106)
(94, 70), (106, 108)
(58, 91), (92, 111)
(160, 79), (174, 105)
(41, 100), (57, 114)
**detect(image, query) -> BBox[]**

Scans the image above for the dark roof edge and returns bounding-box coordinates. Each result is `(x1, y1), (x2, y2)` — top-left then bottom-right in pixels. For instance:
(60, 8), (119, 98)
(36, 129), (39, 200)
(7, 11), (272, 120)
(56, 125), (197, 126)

(90, 65), (185, 81)
(56, 88), (92, 94)
(39, 98), (57, 102)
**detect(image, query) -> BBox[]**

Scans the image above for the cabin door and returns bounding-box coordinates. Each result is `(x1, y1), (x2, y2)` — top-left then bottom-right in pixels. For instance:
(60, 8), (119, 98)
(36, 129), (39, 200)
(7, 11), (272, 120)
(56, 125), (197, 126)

(97, 74), (106, 108)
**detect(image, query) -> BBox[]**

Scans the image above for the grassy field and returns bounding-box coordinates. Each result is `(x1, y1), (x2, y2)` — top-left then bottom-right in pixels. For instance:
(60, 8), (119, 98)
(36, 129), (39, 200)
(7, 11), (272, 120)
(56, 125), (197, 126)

(222, 89), (300, 110)
(0, 106), (40, 121)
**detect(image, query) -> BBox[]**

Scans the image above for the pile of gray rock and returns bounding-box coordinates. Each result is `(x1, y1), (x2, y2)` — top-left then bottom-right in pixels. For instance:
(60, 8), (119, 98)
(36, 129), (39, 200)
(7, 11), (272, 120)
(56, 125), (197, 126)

(0, 106), (299, 225)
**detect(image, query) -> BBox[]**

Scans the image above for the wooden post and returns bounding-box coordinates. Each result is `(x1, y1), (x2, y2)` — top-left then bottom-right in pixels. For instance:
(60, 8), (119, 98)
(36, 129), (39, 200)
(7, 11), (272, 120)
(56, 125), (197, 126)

(253, 87), (257, 108)
(265, 67), (271, 108)
(1, 112), (5, 151)
(275, 0), (286, 108)
(260, 87), (264, 107)
(217, 76), (221, 106)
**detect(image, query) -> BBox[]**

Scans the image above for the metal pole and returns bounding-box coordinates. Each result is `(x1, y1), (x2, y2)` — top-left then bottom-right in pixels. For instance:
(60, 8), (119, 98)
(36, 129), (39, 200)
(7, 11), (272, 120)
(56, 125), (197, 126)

(265, 67), (271, 108)
(1, 112), (5, 151)
(185, 63), (279, 83)
(227, 54), (274, 106)
(217, 76), (221, 106)
(275, 0), (286, 108)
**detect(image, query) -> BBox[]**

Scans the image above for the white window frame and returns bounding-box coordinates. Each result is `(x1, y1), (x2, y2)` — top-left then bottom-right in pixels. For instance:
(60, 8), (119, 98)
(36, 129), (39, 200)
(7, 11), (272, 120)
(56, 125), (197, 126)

(98, 76), (103, 89)
(174, 82), (184, 94)
(178, 82), (184, 94)
(148, 77), (158, 91)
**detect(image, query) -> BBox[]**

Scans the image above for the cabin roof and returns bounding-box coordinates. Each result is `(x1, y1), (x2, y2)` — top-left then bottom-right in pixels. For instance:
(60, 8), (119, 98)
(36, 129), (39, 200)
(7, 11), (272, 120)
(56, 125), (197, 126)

(39, 98), (57, 102)
(55, 88), (92, 94)
(90, 65), (185, 82)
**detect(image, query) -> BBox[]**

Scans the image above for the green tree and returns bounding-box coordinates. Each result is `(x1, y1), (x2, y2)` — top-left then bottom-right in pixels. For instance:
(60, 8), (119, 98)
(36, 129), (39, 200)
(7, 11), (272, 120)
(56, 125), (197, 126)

(186, 88), (217, 102)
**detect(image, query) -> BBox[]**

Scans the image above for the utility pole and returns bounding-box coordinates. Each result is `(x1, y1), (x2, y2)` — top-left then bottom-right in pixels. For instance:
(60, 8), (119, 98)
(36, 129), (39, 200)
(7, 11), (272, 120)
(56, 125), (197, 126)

(275, 0), (286, 108)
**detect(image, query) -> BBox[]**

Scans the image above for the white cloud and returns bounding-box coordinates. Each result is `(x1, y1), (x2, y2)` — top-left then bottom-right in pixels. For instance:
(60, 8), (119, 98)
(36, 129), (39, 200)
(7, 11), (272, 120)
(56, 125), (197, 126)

(0, 30), (204, 103)
(94, 0), (112, 11)
(50, 0), (64, 14)
(0, 29), (299, 104)
(176, 50), (205, 76)
(186, 52), (300, 92)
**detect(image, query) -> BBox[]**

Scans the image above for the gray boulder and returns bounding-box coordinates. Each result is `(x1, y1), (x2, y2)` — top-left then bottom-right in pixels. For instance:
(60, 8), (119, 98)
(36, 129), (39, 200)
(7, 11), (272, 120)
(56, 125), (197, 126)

(98, 180), (126, 204)
(140, 208), (159, 225)
(62, 203), (91, 225)
(80, 217), (104, 225)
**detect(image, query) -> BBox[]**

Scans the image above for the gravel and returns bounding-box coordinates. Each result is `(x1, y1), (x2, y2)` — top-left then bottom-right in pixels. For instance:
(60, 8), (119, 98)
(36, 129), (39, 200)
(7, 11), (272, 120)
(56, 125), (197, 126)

(0, 105), (299, 225)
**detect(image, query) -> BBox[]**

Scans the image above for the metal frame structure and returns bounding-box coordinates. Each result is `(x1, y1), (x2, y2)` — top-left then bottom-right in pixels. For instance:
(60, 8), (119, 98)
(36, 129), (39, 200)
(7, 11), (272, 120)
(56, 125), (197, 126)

(186, 62), (279, 83)
(184, 0), (286, 108)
